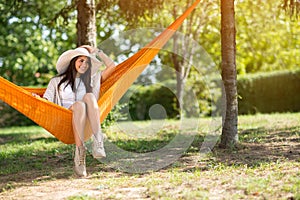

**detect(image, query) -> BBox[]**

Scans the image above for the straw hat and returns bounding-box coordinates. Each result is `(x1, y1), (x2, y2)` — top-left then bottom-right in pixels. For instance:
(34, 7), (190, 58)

(56, 47), (102, 75)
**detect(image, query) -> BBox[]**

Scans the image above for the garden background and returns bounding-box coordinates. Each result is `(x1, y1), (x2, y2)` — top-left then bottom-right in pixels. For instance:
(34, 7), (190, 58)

(0, 0), (299, 199)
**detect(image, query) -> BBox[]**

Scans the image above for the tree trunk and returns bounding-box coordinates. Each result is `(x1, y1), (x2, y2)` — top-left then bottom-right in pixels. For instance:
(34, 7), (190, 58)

(76, 0), (97, 47)
(175, 61), (185, 107)
(220, 0), (238, 148)
(172, 33), (184, 109)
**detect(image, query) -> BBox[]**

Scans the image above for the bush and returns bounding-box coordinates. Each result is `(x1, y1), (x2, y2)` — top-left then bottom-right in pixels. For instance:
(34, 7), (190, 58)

(124, 84), (179, 120)
(238, 70), (300, 114)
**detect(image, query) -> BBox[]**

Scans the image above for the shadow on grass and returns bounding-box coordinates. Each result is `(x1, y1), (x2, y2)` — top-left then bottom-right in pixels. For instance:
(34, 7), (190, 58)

(240, 126), (299, 161)
(108, 132), (176, 153)
(0, 131), (180, 191)
(0, 134), (58, 145)
(167, 126), (300, 173)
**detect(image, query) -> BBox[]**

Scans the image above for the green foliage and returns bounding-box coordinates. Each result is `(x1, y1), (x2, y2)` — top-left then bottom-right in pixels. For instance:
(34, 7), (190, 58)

(187, 75), (220, 117)
(125, 84), (179, 120)
(195, 0), (300, 75)
(238, 70), (300, 114)
(101, 103), (128, 129)
(117, 0), (164, 27)
(0, 0), (77, 86)
(0, 17), (56, 85)
(235, 0), (300, 74)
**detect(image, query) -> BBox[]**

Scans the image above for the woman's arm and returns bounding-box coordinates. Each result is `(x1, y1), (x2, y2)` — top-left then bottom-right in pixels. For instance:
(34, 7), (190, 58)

(98, 50), (116, 82)
(79, 45), (116, 82)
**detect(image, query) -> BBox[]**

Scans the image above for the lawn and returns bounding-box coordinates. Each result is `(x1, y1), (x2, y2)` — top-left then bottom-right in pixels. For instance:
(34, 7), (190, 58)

(0, 113), (299, 199)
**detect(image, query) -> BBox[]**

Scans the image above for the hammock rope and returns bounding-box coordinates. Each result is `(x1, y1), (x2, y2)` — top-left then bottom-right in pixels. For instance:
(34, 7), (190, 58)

(0, 0), (201, 144)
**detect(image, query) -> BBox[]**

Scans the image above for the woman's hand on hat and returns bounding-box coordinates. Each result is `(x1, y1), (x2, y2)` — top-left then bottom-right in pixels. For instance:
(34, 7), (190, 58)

(79, 45), (98, 54)
(78, 45), (104, 56)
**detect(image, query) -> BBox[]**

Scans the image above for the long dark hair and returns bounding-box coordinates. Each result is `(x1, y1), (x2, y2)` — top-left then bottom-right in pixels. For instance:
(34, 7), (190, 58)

(57, 56), (93, 93)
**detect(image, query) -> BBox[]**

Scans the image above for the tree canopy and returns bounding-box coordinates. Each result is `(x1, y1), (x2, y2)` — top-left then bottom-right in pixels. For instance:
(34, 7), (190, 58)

(281, 0), (300, 19)
(0, 0), (299, 86)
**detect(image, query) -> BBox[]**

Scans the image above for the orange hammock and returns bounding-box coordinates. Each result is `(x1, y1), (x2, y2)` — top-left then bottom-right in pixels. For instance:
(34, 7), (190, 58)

(0, 0), (200, 144)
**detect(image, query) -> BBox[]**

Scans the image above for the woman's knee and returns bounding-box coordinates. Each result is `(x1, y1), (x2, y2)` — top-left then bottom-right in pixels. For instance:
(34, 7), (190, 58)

(72, 101), (86, 112)
(83, 93), (97, 104)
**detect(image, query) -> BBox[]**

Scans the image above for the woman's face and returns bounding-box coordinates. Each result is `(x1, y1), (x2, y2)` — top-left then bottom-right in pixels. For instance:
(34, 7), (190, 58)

(75, 56), (89, 76)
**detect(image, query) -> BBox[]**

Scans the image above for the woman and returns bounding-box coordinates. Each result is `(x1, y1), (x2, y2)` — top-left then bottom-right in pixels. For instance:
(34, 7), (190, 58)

(42, 45), (115, 177)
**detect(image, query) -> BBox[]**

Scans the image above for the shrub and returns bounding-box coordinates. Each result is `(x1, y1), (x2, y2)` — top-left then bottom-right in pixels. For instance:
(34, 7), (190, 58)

(124, 84), (179, 120)
(238, 70), (300, 114)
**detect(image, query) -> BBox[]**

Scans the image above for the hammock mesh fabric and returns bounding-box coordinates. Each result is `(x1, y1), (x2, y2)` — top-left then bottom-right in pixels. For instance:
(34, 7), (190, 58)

(0, 0), (200, 144)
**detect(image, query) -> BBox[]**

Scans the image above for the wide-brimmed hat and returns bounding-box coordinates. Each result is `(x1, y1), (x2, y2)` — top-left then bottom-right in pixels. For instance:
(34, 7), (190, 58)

(56, 47), (103, 75)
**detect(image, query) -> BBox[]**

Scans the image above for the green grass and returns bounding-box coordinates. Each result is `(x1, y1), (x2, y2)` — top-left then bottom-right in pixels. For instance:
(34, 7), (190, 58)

(0, 126), (73, 176)
(0, 113), (299, 199)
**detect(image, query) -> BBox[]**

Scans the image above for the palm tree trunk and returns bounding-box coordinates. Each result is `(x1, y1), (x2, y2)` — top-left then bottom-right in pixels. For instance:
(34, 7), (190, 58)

(220, 0), (238, 148)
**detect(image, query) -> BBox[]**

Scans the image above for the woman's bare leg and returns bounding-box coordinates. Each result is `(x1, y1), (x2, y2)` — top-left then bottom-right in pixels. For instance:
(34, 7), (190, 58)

(70, 101), (87, 147)
(82, 93), (106, 158)
(82, 93), (101, 139)
(70, 101), (88, 177)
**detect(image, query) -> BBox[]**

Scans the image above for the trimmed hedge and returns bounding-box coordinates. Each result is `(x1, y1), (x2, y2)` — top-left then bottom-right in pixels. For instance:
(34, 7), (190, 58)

(238, 70), (300, 114)
(125, 70), (300, 118)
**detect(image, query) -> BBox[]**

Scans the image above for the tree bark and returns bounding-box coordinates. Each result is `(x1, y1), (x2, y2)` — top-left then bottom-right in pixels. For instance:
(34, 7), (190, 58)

(220, 0), (238, 148)
(77, 0), (97, 47)
(172, 34), (184, 108)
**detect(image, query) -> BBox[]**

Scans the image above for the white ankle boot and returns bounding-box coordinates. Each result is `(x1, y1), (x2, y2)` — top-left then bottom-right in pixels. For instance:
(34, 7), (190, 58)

(74, 146), (87, 177)
(92, 133), (106, 158)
